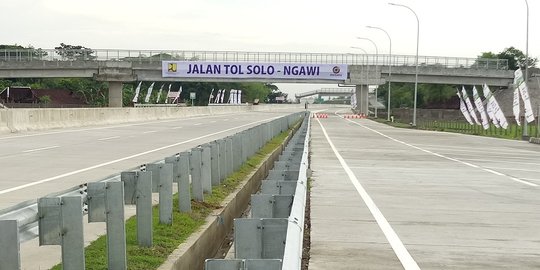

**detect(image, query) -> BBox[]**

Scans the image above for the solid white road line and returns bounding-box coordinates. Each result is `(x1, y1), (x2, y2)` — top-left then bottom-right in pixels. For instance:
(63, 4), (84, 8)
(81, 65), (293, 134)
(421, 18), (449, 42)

(22, 146), (60, 153)
(343, 119), (538, 187)
(97, 136), (120, 141)
(315, 117), (421, 270)
(0, 116), (282, 195)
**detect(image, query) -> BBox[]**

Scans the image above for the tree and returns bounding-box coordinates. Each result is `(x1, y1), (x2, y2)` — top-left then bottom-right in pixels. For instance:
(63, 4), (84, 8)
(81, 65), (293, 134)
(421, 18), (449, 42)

(54, 43), (96, 61)
(479, 47), (537, 70)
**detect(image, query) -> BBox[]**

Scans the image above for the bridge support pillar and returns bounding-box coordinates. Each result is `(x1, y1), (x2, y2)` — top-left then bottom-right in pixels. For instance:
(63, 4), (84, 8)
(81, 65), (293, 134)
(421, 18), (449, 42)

(355, 85), (369, 116)
(108, 82), (123, 107)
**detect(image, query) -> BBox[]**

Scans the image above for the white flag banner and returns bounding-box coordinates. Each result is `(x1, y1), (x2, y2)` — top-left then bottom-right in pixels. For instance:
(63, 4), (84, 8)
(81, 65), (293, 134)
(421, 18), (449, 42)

(144, 82), (155, 103)
(220, 89), (225, 103)
(132, 81), (142, 103)
(456, 90), (474, 125)
(461, 86), (481, 125)
(208, 89), (215, 104)
(512, 87), (521, 126)
(172, 86), (182, 103)
(472, 86), (490, 129)
(485, 102), (500, 128)
(514, 69), (535, 123)
(483, 84), (508, 129)
(165, 84), (171, 104)
(227, 90), (233, 104)
(237, 90), (242, 104)
(156, 84), (164, 103)
(351, 93), (357, 108)
(214, 89), (221, 103)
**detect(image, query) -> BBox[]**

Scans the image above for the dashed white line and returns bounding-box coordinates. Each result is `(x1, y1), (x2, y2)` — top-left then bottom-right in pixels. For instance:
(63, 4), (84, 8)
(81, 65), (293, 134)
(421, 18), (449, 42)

(142, 130), (158, 134)
(171, 126), (184, 130)
(194, 123), (203, 126)
(22, 146), (60, 153)
(210, 121), (217, 123)
(315, 117), (421, 270)
(97, 136), (120, 141)
(342, 118), (538, 187)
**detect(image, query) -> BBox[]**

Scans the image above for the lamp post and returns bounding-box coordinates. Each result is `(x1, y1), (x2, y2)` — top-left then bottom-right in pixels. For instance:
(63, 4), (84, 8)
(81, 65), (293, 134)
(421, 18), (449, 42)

(389, 2), (419, 126)
(523, 0), (530, 137)
(350, 46), (370, 115)
(357, 37), (379, 117)
(367, 26), (392, 121)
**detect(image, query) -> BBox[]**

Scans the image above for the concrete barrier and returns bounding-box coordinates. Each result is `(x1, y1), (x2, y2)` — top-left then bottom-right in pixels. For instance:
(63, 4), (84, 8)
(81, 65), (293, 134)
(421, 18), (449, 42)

(530, 137), (540, 145)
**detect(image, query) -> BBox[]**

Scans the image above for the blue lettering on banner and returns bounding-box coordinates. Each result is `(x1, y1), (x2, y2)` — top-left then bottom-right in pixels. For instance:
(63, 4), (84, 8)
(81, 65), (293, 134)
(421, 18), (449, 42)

(246, 65), (275, 75)
(283, 66), (320, 76)
(188, 64), (221, 74)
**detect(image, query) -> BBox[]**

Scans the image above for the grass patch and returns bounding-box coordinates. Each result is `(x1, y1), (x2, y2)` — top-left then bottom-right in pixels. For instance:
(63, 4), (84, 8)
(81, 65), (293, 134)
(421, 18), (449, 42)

(51, 125), (297, 270)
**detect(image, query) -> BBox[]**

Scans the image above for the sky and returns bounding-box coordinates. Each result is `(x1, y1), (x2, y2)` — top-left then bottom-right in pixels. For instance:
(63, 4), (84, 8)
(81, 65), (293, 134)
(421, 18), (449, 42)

(3, 0), (538, 97)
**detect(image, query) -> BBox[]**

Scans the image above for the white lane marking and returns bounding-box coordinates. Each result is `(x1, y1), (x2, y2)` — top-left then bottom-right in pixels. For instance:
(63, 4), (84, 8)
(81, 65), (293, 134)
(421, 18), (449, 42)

(22, 146), (60, 153)
(0, 116), (282, 195)
(98, 136), (120, 141)
(343, 119), (538, 187)
(171, 126), (183, 130)
(142, 130), (158, 134)
(210, 121), (217, 123)
(315, 117), (421, 270)
(193, 123), (202, 126)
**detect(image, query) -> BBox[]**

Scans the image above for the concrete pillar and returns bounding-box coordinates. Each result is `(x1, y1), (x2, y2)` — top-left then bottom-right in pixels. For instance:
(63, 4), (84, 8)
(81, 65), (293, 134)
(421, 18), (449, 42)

(355, 85), (369, 116)
(108, 81), (123, 107)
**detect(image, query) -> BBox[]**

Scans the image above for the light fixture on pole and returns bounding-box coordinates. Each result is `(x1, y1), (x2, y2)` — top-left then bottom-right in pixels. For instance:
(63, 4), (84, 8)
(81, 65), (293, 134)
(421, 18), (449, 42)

(357, 37), (379, 118)
(367, 25), (393, 121)
(350, 46), (369, 115)
(389, 2), (419, 126)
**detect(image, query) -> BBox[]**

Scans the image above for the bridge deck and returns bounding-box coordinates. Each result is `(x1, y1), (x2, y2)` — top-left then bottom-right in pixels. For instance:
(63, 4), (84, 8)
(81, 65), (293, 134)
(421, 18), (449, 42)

(309, 110), (540, 269)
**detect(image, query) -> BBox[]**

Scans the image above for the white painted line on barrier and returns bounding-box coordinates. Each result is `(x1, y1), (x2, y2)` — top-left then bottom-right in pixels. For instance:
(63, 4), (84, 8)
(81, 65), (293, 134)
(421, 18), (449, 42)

(142, 130), (158, 134)
(315, 117), (421, 270)
(0, 115), (283, 195)
(97, 136), (120, 141)
(343, 119), (538, 187)
(22, 146), (60, 153)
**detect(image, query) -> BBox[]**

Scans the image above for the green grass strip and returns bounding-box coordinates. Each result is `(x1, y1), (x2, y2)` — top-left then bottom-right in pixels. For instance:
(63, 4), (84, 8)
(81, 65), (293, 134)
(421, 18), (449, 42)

(51, 125), (296, 270)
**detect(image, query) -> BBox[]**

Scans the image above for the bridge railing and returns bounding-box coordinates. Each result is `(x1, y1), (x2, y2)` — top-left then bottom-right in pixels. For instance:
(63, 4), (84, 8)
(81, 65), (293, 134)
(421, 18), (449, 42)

(0, 49), (508, 70)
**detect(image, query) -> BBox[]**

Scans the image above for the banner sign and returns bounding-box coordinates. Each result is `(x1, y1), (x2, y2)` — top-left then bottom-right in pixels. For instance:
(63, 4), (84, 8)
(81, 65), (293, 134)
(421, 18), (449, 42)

(162, 61), (348, 80)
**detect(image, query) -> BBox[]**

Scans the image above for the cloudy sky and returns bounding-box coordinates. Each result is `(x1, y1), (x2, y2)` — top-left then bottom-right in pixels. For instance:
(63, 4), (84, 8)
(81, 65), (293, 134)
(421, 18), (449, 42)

(3, 0), (538, 96)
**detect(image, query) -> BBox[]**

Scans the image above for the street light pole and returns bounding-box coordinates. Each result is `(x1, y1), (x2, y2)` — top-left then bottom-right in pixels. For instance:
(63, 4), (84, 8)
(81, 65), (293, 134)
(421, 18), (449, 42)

(367, 26), (392, 121)
(390, 2), (419, 126)
(350, 46), (369, 115)
(357, 37), (379, 117)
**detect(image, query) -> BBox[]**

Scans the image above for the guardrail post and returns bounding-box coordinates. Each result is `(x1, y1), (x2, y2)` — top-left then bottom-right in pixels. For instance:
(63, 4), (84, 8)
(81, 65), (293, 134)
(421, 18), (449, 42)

(190, 148), (204, 201)
(61, 196), (85, 270)
(226, 137), (234, 177)
(179, 152), (192, 212)
(146, 163), (174, 224)
(201, 145), (213, 195)
(105, 181), (127, 269)
(209, 141), (221, 186)
(0, 220), (21, 270)
(121, 171), (153, 247)
(217, 139), (227, 182)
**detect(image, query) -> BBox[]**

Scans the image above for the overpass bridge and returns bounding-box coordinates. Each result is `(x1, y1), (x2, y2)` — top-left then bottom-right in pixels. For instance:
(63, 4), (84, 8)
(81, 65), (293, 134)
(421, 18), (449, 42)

(0, 49), (514, 111)
(295, 88), (355, 99)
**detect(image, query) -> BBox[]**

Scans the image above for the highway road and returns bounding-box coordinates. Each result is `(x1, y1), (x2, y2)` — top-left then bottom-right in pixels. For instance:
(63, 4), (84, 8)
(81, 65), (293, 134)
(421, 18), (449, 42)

(0, 108), (308, 269)
(309, 108), (540, 269)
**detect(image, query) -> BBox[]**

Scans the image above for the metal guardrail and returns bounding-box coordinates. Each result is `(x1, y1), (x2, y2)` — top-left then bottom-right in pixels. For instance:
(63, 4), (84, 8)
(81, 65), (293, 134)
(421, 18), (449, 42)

(205, 112), (310, 270)
(0, 112), (304, 269)
(0, 49), (509, 69)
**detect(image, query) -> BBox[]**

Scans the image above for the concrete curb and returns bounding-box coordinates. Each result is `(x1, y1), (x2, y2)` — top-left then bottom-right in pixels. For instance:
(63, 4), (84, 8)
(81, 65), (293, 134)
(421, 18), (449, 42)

(158, 121), (300, 270)
(529, 137), (540, 144)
